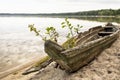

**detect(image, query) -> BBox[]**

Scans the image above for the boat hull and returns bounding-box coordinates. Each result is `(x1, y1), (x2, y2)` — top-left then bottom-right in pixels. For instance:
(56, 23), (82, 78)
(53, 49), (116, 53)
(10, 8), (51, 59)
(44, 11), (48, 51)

(45, 24), (119, 72)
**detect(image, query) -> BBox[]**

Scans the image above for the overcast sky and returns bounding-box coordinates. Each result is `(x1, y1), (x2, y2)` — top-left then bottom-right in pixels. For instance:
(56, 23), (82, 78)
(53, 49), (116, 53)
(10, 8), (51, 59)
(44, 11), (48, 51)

(0, 0), (120, 13)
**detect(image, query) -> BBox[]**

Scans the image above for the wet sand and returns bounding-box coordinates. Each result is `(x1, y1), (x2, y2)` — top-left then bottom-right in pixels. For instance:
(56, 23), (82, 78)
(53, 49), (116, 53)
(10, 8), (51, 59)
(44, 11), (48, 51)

(0, 38), (47, 79)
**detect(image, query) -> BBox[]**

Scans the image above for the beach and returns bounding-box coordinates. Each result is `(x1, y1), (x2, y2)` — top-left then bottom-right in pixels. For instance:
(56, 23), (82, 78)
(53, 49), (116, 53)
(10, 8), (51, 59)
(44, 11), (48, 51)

(1, 28), (120, 80)
(0, 17), (119, 80)
(0, 38), (45, 71)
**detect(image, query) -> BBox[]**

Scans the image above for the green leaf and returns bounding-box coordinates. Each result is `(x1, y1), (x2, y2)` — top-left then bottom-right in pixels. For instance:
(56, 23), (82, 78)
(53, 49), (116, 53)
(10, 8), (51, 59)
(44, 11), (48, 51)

(66, 33), (70, 38)
(70, 26), (73, 29)
(80, 26), (83, 28)
(29, 27), (32, 31)
(49, 27), (53, 30)
(74, 28), (77, 31)
(62, 25), (66, 28)
(65, 18), (68, 21)
(68, 23), (71, 26)
(32, 27), (35, 31)
(36, 32), (39, 36)
(28, 24), (34, 28)
(46, 27), (50, 32)
(67, 21), (69, 25)
(61, 22), (65, 25)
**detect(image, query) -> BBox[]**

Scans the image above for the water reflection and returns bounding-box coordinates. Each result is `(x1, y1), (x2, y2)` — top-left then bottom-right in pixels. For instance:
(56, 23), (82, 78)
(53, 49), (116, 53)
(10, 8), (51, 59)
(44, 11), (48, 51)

(73, 17), (120, 23)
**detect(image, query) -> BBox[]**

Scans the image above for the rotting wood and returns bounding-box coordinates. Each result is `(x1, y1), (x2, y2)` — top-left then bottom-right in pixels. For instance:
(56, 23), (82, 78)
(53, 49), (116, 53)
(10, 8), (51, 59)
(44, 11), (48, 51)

(45, 24), (120, 72)
(22, 56), (52, 75)
(23, 23), (120, 74)
(22, 57), (52, 75)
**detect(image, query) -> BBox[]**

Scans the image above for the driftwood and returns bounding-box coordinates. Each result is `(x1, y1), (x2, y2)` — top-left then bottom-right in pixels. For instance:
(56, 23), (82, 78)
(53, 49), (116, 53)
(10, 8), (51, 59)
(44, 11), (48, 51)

(22, 56), (52, 75)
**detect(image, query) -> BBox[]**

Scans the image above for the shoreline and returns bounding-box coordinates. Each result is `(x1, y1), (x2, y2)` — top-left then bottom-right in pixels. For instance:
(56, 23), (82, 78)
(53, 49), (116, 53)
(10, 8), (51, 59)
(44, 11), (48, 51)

(1, 30), (120, 80)
(0, 56), (46, 79)
(0, 14), (119, 18)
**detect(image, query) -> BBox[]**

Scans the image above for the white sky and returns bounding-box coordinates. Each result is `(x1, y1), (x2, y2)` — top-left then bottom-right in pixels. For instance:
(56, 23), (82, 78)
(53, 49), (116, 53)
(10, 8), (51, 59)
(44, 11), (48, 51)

(0, 0), (120, 13)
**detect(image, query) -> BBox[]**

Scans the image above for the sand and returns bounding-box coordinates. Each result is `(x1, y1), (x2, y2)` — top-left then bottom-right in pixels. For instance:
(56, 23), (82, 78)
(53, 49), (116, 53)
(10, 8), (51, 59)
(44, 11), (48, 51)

(1, 32), (120, 80)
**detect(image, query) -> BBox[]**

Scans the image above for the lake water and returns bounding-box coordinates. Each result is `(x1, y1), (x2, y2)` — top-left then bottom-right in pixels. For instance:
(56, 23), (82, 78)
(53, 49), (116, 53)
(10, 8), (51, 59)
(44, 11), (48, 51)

(0, 17), (107, 39)
(0, 17), (118, 72)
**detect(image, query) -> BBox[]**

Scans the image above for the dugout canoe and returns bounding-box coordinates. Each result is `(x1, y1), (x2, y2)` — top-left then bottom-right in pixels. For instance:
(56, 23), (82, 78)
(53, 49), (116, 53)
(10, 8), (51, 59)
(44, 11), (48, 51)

(44, 23), (119, 72)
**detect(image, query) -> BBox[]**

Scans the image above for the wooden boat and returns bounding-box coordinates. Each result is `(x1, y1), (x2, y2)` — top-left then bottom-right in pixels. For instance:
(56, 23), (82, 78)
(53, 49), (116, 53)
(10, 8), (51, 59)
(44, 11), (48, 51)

(44, 23), (119, 72)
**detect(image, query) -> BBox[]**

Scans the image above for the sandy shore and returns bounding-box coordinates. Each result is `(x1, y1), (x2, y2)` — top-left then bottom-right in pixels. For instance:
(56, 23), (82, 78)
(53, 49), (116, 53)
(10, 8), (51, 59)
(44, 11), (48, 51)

(0, 38), (48, 79)
(1, 33), (120, 80)
(0, 38), (45, 71)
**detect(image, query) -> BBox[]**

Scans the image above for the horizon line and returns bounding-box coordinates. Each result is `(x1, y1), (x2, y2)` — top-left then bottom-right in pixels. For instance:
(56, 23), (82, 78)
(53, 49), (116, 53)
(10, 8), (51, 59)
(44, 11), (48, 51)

(0, 8), (119, 14)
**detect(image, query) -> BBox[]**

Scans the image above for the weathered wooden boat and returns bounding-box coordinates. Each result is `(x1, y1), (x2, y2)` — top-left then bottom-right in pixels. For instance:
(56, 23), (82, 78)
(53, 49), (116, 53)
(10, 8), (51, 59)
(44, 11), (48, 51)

(44, 23), (119, 72)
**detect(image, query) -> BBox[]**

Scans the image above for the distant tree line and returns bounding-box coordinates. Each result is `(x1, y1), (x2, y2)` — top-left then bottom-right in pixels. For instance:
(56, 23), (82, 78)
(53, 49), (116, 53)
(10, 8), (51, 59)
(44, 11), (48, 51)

(0, 9), (119, 17)
(59, 9), (120, 16)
